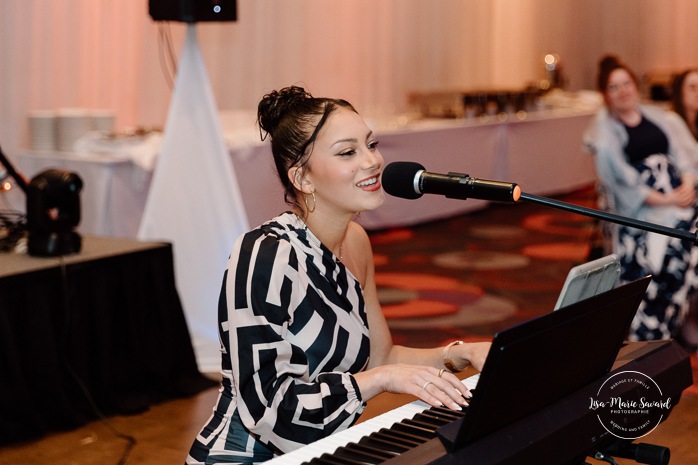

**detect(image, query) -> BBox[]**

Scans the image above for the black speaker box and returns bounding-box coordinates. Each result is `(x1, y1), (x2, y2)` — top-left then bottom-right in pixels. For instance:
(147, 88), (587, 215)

(149, 0), (237, 23)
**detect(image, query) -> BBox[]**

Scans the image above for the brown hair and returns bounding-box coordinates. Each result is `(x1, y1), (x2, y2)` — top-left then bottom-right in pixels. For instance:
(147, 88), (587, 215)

(671, 69), (698, 140)
(257, 85), (357, 208)
(597, 54), (639, 93)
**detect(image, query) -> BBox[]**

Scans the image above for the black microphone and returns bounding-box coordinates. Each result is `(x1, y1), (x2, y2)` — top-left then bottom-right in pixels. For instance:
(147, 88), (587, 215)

(382, 161), (521, 202)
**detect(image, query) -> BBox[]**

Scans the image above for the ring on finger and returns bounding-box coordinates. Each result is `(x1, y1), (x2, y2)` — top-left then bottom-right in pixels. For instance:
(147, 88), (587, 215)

(422, 381), (433, 390)
(438, 369), (445, 378)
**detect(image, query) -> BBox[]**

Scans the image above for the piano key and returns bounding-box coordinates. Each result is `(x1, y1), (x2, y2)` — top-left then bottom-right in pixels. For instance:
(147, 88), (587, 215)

(402, 417), (441, 433)
(307, 455), (343, 465)
(428, 405), (466, 419)
(306, 458), (332, 465)
(357, 436), (410, 454)
(345, 441), (399, 459)
(375, 427), (426, 446)
(392, 421), (437, 439)
(312, 453), (363, 465)
(331, 445), (387, 464)
(371, 431), (420, 449)
(359, 433), (410, 454)
(420, 410), (463, 424)
(344, 442), (397, 460)
(412, 412), (452, 427)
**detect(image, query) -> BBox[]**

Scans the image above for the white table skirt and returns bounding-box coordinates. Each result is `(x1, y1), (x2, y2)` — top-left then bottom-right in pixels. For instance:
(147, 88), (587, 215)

(14, 108), (596, 238)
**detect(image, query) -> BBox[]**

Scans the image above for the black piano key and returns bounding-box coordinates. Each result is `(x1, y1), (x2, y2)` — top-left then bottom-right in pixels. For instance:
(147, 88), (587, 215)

(306, 457), (340, 465)
(345, 442), (397, 460)
(315, 452), (368, 465)
(392, 420), (437, 439)
(429, 406), (466, 419)
(371, 430), (422, 449)
(375, 427), (426, 446)
(402, 418), (439, 434)
(346, 441), (400, 460)
(332, 444), (386, 464)
(412, 412), (451, 428)
(422, 409), (463, 424)
(358, 435), (409, 454)
(333, 442), (395, 464)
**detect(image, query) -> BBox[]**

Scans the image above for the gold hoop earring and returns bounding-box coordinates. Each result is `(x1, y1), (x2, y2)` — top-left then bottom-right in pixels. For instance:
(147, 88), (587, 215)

(304, 191), (316, 213)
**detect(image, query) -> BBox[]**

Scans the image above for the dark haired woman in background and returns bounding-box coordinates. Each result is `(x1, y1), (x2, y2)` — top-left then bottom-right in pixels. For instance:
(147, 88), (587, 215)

(671, 68), (698, 351)
(672, 68), (698, 142)
(584, 55), (698, 343)
(186, 86), (490, 464)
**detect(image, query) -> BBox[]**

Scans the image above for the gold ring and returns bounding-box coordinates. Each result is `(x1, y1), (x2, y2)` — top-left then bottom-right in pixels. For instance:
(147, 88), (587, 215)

(438, 369), (445, 378)
(422, 381), (432, 390)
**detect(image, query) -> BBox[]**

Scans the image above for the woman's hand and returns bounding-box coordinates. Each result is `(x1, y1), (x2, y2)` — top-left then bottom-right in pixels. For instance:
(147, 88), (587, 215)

(671, 181), (697, 208)
(646, 181), (696, 208)
(449, 341), (491, 372)
(355, 364), (471, 411)
(381, 364), (471, 410)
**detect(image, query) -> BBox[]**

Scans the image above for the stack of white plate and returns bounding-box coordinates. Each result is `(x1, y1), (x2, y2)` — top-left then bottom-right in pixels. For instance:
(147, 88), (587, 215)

(91, 110), (116, 133)
(56, 108), (93, 152)
(27, 110), (57, 151)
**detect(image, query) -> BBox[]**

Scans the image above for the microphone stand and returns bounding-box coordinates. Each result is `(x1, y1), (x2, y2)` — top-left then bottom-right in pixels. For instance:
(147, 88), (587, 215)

(519, 192), (698, 245)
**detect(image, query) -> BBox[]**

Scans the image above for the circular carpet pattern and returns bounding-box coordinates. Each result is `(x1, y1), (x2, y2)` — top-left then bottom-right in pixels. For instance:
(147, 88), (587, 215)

(467, 225), (528, 240)
(522, 212), (595, 237)
(522, 242), (591, 261)
(375, 272), (466, 291)
(375, 272), (517, 326)
(381, 299), (458, 319)
(385, 294), (518, 329)
(376, 272), (481, 319)
(432, 250), (530, 270)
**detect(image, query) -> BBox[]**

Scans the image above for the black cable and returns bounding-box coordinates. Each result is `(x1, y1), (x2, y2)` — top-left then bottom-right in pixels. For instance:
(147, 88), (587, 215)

(157, 23), (178, 90)
(163, 23), (178, 77)
(57, 257), (137, 465)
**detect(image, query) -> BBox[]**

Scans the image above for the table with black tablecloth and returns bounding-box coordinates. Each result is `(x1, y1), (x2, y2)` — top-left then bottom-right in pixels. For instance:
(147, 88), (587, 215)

(0, 236), (216, 445)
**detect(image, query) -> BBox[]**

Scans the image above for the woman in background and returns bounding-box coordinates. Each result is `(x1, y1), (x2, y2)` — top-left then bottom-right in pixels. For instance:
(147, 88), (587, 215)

(584, 55), (698, 342)
(671, 68), (698, 351)
(671, 68), (698, 142)
(186, 86), (490, 464)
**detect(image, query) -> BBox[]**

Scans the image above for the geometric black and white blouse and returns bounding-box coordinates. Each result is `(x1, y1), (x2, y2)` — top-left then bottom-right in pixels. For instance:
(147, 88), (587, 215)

(186, 212), (371, 464)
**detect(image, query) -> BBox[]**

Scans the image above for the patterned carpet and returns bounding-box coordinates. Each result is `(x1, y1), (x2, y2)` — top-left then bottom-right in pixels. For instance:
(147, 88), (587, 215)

(368, 185), (698, 397)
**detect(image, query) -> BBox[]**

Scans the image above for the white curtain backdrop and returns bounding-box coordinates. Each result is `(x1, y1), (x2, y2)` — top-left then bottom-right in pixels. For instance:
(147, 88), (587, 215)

(4, 0), (698, 157)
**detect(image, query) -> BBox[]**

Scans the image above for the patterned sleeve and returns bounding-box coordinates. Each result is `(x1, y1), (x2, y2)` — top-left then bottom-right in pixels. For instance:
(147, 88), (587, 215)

(221, 229), (366, 454)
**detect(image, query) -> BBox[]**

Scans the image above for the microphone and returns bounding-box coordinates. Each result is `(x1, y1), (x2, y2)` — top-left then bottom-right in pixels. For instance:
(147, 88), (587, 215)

(382, 161), (521, 202)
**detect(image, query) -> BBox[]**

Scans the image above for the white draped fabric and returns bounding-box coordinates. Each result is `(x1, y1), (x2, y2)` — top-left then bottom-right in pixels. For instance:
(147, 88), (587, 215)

(137, 25), (249, 370)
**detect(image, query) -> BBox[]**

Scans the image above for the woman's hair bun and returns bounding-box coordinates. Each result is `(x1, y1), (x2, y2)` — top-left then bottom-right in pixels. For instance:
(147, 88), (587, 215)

(599, 54), (622, 73)
(258, 85), (313, 137)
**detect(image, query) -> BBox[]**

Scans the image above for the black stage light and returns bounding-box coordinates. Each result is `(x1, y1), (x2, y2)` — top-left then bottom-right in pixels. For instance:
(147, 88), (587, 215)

(26, 169), (83, 257)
